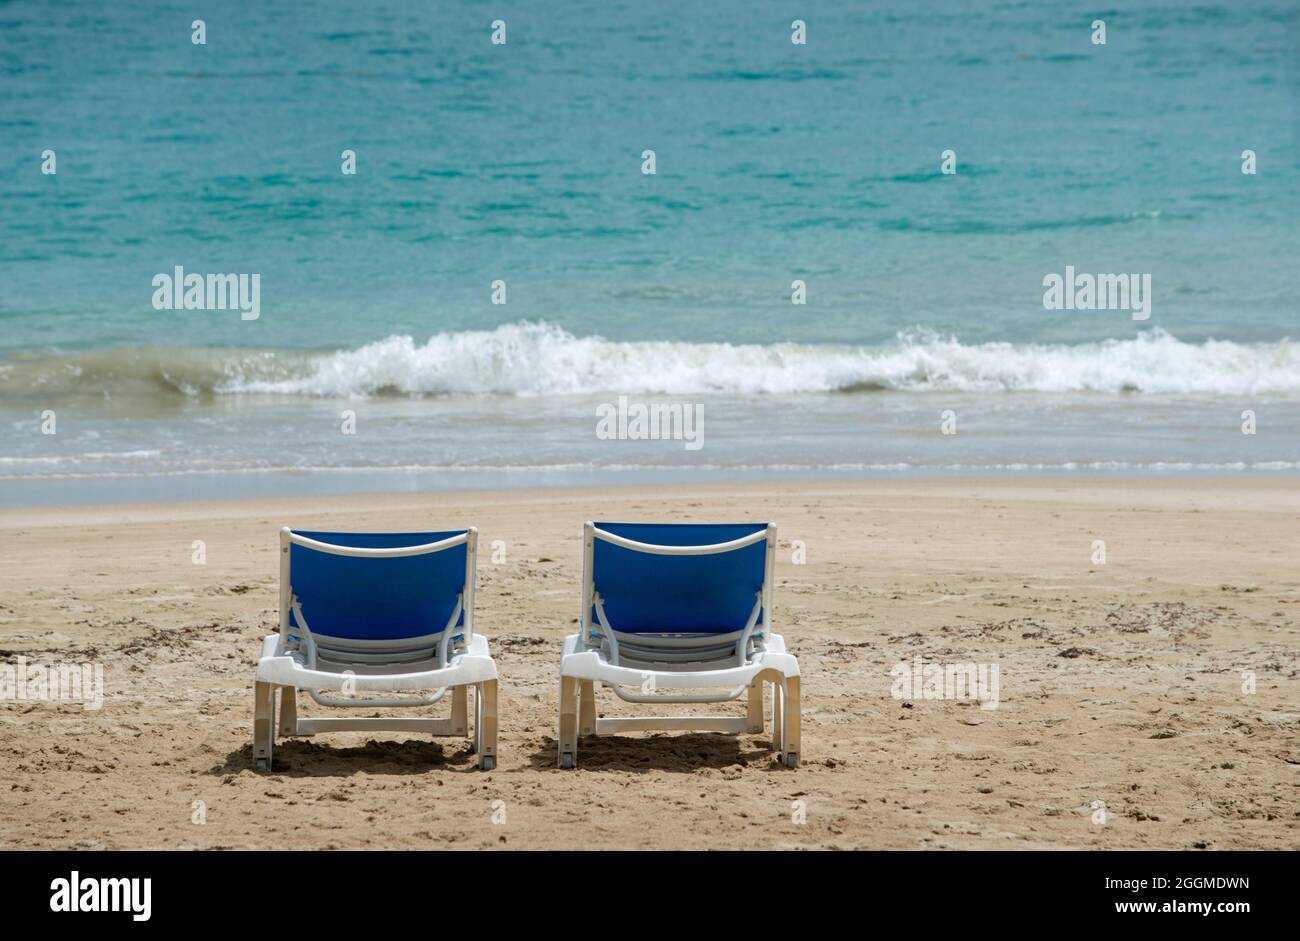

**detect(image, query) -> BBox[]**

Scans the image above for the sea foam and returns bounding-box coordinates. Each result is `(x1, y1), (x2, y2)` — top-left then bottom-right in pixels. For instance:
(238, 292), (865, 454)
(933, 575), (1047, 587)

(223, 322), (1300, 397)
(3, 322), (1297, 401)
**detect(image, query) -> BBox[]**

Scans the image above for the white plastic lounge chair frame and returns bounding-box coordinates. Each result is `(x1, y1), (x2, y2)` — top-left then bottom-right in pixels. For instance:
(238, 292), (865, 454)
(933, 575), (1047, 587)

(253, 527), (498, 770)
(558, 522), (801, 769)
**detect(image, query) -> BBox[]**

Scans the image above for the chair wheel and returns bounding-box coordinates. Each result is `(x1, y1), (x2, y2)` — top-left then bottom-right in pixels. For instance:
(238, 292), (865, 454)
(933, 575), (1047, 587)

(560, 752), (575, 769)
(479, 756), (495, 771)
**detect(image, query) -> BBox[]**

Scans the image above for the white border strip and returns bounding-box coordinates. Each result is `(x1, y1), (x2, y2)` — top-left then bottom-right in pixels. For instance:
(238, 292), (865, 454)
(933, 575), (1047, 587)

(591, 526), (767, 556)
(285, 528), (469, 558)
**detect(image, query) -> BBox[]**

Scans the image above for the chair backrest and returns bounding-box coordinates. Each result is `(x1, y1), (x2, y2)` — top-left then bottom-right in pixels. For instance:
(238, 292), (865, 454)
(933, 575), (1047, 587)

(587, 522), (772, 635)
(282, 529), (474, 643)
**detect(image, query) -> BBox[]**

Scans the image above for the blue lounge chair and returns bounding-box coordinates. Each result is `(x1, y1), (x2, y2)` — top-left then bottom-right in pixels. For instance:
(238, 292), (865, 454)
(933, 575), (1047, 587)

(253, 527), (498, 770)
(557, 522), (801, 768)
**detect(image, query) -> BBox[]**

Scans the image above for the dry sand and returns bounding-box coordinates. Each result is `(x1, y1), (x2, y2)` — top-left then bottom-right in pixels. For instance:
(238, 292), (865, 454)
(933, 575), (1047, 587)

(0, 477), (1297, 850)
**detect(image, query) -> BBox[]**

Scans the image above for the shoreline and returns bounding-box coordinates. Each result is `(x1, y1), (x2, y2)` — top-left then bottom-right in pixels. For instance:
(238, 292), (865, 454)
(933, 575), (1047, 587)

(3, 472), (1300, 524)
(4, 466), (1300, 513)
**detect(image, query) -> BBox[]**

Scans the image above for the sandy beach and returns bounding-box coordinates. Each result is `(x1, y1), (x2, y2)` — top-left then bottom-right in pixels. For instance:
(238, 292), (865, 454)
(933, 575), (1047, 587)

(0, 477), (1296, 850)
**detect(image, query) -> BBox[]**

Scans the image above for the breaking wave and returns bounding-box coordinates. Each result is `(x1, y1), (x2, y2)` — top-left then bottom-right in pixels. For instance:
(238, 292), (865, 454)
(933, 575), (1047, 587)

(2, 322), (1297, 401)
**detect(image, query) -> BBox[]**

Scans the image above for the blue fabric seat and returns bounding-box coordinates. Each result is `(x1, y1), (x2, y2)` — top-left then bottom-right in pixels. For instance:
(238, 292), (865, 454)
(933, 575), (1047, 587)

(590, 522), (767, 637)
(289, 530), (468, 642)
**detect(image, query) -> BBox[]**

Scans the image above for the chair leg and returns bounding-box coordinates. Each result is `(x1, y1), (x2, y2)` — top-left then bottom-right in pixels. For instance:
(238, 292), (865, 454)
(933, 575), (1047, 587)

(473, 683), (482, 754)
(254, 681), (275, 770)
(476, 681), (497, 770)
(771, 680), (784, 754)
(578, 680), (596, 736)
(278, 686), (297, 736)
(451, 685), (468, 737)
(746, 681), (764, 733)
(558, 677), (579, 768)
(781, 676), (801, 768)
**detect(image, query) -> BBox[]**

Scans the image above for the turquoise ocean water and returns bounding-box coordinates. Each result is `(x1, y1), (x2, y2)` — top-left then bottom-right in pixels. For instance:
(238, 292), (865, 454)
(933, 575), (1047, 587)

(1, 0), (1297, 504)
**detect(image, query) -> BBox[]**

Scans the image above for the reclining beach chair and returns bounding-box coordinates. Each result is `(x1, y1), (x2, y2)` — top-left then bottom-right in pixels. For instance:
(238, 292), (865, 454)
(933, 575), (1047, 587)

(253, 527), (498, 770)
(558, 522), (800, 769)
